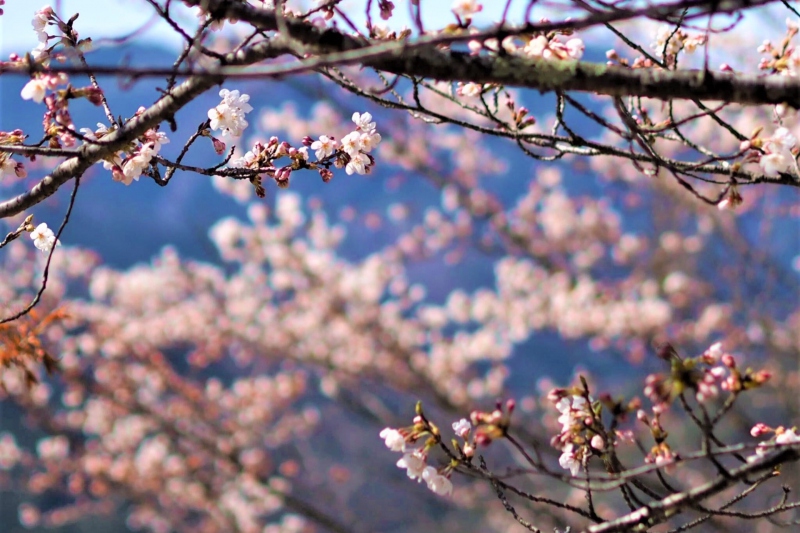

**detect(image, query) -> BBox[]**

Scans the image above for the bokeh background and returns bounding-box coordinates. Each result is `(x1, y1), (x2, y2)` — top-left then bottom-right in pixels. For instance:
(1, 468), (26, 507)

(1, 1), (798, 532)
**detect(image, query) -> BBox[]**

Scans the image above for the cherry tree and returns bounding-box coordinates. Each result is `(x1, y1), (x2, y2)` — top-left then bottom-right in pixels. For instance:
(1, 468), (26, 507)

(0, 1), (798, 532)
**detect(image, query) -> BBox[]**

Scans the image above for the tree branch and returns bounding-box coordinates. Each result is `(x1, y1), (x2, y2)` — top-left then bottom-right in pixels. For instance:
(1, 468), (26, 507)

(585, 445), (800, 533)
(0, 39), (292, 220)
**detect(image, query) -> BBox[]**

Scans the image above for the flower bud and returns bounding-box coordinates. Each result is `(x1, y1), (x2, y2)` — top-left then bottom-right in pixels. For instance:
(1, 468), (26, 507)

(722, 353), (736, 368)
(547, 388), (567, 403)
(85, 87), (104, 106)
(212, 138), (226, 155)
(462, 442), (475, 458)
(14, 161), (27, 178)
(111, 165), (125, 183)
(751, 370), (771, 385)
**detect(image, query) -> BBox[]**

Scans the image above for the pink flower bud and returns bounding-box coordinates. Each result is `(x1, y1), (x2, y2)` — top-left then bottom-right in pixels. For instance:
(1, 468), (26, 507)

(14, 162), (27, 178)
(475, 430), (492, 446)
(547, 388), (567, 403)
(463, 442), (475, 457)
(590, 435), (605, 450)
(722, 353), (736, 368)
(85, 87), (104, 106)
(505, 399), (516, 413)
(212, 138), (226, 155)
(751, 370), (771, 384)
(750, 423), (770, 437)
(111, 165), (125, 183)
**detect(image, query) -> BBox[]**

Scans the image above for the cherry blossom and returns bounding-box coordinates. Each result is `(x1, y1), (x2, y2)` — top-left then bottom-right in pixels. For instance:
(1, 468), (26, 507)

(759, 127), (798, 176)
(20, 78), (50, 103)
(422, 466), (453, 496)
(29, 222), (59, 253)
(396, 451), (427, 480)
(0, 2), (798, 531)
(0, 156), (21, 180)
(208, 88), (253, 139)
(311, 135), (337, 160)
(452, 418), (471, 438)
(379, 428), (406, 452)
(558, 444), (582, 476)
(345, 152), (370, 175)
(775, 428), (800, 445)
(351, 111), (376, 132)
(31, 6), (53, 42)
(452, 0), (482, 19)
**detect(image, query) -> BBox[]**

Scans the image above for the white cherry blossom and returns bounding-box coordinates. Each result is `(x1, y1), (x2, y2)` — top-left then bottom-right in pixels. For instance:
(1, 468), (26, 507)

(0, 157), (18, 180)
(341, 131), (364, 157)
(311, 135), (337, 160)
(558, 444), (582, 476)
(30, 222), (60, 253)
(351, 112), (376, 132)
(345, 152), (369, 175)
(452, 0), (482, 19)
(396, 451), (426, 480)
(379, 428), (405, 452)
(208, 89), (253, 138)
(32, 6), (53, 42)
(422, 466), (453, 496)
(20, 78), (49, 103)
(358, 130), (381, 153)
(775, 429), (800, 445)
(452, 418), (471, 438)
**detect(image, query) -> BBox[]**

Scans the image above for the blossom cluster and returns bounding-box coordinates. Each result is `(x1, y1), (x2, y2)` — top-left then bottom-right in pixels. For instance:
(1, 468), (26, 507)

(0, 139), (27, 181)
(748, 424), (800, 462)
(547, 393), (603, 476)
(651, 25), (707, 61)
(643, 342), (771, 414)
(743, 127), (799, 177)
(467, 32), (585, 61)
(757, 18), (799, 76)
(452, 0), (482, 19)
(224, 111), (381, 195)
(379, 421), (454, 497)
(337, 112), (382, 175)
(208, 88), (253, 139)
(93, 118), (170, 186)
(28, 6), (54, 60)
(20, 73), (67, 105)
(10, 6), (101, 153)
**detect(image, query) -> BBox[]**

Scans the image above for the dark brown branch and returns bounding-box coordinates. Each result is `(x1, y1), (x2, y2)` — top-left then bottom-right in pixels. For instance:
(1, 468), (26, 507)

(3, 1), (796, 109)
(585, 445), (800, 533)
